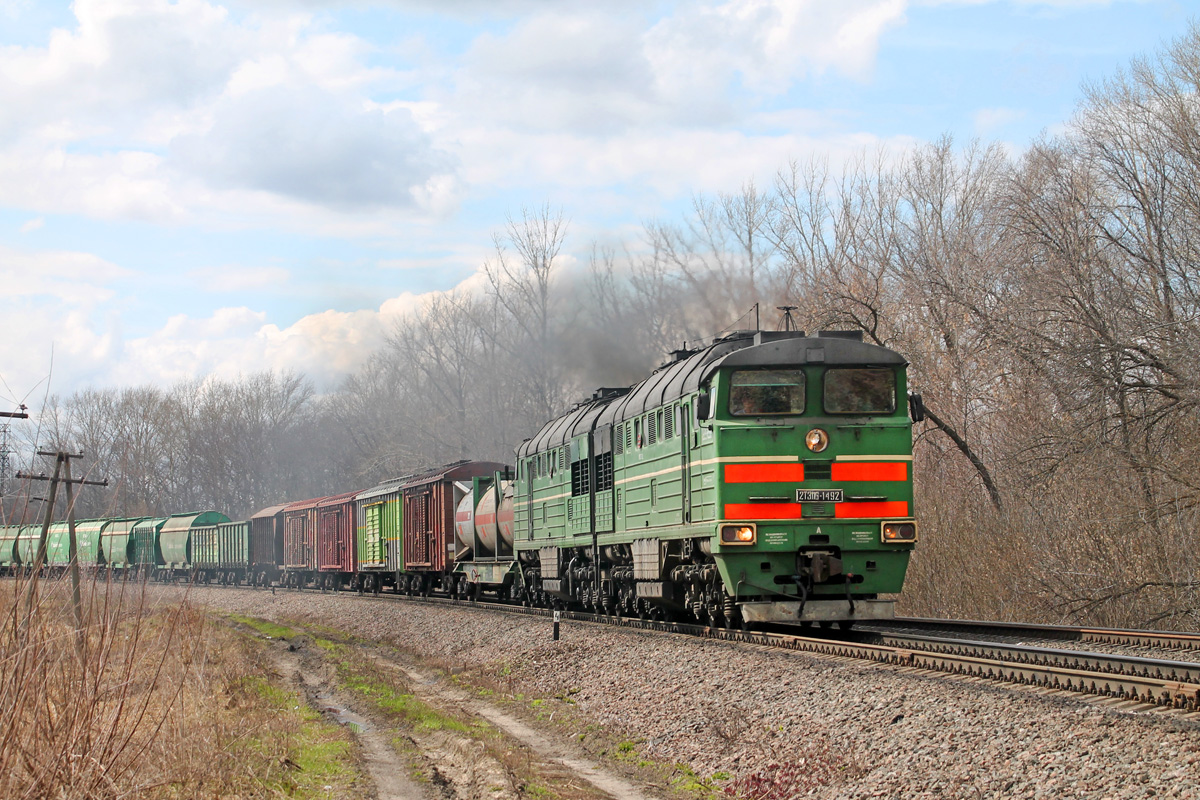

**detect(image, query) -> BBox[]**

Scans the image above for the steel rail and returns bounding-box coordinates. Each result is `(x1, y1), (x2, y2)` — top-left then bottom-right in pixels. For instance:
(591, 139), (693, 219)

(880, 616), (1200, 652)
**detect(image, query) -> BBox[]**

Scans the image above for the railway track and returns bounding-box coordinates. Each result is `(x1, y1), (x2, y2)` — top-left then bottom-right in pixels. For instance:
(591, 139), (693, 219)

(20, 573), (1200, 716)
(336, 589), (1200, 715)
(875, 616), (1200, 654)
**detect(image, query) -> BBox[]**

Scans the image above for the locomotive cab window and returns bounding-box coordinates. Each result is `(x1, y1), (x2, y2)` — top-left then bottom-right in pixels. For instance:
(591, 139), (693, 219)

(824, 368), (896, 414)
(728, 370), (806, 416)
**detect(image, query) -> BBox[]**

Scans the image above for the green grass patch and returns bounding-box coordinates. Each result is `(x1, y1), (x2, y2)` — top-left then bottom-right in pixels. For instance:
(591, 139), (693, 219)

(226, 614), (297, 639)
(211, 621), (365, 799)
(316, 638), (489, 736)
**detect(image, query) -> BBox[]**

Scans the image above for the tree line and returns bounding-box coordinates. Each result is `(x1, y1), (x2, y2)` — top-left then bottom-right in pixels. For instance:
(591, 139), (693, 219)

(11, 26), (1200, 629)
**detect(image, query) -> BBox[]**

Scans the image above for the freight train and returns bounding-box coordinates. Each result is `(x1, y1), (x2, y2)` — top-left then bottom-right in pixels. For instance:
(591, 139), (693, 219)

(0, 329), (920, 628)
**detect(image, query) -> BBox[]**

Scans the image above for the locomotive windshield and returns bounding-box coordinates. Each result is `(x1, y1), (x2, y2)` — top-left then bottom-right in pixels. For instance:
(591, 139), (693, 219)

(824, 368), (896, 414)
(729, 369), (806, 416)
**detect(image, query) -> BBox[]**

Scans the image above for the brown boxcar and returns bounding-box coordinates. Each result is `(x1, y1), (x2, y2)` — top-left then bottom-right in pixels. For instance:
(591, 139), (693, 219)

(282, 496), (323, 587)
(316, 490), (358, 590)
(400, 461), (506, 594)
(249, 503), (288, 586)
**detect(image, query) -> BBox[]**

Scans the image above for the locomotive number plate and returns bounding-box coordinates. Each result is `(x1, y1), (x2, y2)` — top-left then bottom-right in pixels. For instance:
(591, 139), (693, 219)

(796, 489), (843, 503)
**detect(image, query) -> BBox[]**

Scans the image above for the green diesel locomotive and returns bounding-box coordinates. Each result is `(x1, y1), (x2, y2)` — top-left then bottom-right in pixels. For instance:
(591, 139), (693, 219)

(494, 329), (917, 628)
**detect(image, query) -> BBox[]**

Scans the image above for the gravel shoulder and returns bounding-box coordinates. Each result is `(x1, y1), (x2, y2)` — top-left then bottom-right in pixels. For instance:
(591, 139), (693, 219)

(163, 586), (1200, 799)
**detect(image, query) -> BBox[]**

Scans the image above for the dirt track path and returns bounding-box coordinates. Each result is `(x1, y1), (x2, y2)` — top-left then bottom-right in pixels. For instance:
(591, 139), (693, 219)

(269, 642), (435, 800)
(384, 658), (657, 800)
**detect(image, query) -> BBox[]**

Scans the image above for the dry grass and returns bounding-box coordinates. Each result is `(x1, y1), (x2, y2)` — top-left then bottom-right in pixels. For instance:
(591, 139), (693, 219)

(0, 575), (363, 799)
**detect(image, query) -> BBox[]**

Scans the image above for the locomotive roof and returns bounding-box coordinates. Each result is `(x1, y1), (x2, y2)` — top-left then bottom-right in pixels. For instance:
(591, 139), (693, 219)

(516, 330), (906, 457)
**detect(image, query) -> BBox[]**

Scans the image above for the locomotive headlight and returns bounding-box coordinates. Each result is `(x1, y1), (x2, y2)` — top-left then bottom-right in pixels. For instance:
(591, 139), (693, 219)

(720, 524), (757, 545)
(881, 521), (917, 543)
(805, 428), (829, 453)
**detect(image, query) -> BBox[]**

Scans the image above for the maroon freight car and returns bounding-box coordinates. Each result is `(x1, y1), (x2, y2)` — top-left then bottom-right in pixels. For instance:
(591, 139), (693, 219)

(316, 490), (358, 590)
(399, 460), (506, 595)
(249, 503), (288, 586)
(282, 496), (322, 588)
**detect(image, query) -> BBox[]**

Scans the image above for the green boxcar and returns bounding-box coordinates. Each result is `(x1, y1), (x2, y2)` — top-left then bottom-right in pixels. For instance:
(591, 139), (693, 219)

(192, 523), (218, 572)
(130, 517), (167, 568)
(192, 520), (250, 583)
(220, 521), (250, 576)
(510, 330), (917, 627)
(100, 518), (144, 568)
(355, 478), (405, 577)
(159, 511), (231, 575)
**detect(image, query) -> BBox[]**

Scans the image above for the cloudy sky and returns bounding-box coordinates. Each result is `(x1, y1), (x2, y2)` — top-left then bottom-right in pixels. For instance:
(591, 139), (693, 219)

(0, 0), (1191, 407)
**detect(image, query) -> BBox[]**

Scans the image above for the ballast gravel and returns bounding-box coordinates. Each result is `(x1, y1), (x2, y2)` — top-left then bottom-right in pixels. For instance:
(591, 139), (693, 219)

(169, 587), (1200, 799)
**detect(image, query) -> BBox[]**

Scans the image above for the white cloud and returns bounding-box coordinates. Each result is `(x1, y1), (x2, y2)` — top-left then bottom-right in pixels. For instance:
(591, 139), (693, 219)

(973, 107), (1028, 136)
(185, 264), (292, 292)
(19, 217), (43, 233)
(0, 145), (184, 222)
(171, 85), (457, 210)
(118, 303), (392, 388)
(451, 1), (908, 136)
(0, 0), (243, 145)
(0, 0), (458, 221)
(457, 127), (917, 203)
(0, 244), (130, 303)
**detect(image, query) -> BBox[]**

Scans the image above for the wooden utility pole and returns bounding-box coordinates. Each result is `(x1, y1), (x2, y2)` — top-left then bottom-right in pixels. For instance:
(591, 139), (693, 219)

(16, 451), (108, 646)
(19, 454), (63, 628)
(63, 457), (84, 646)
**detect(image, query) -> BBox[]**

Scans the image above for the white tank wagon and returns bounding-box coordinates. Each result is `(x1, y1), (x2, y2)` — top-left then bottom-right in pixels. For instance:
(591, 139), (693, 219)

(451, 468), (519, 598)
(454, 480), (515, 555)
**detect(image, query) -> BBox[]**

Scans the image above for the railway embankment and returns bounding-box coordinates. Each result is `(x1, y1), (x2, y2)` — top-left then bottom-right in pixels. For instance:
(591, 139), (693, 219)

(175, 585), (1200, 799)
